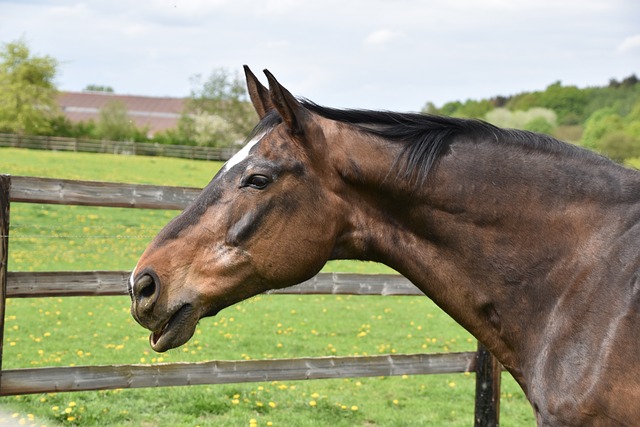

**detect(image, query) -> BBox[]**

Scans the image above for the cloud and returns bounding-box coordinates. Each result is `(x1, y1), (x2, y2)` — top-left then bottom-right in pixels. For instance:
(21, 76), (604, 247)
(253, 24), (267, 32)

(617, 34), (640, 53)
(364, 29), (404, 47)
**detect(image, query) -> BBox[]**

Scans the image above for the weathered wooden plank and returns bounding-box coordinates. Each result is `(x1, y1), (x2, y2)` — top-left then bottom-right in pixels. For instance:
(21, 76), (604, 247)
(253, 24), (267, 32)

(0, 352), (476, 396)
(9, 176), (201, 210)
(269, 273), (424, 296)
(0, 175), (11, 392)
(6, 271), (422, 298)
(6, 271), (130, 297)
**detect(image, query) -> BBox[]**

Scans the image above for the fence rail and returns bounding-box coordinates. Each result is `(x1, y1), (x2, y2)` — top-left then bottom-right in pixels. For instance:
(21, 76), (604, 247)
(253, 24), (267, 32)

(0, 175), (502, 426)
(6, 271), (423, 298)
(0, 133), (238, 161)
(0, 352), (478, 396)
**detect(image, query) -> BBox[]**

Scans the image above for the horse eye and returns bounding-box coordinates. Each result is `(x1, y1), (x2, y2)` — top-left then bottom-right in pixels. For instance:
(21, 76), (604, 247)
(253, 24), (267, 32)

(245, 174), (270, 189)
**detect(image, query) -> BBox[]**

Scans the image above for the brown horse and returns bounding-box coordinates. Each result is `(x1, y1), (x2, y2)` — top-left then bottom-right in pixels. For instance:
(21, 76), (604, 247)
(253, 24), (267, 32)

(129, 67), (640, 426)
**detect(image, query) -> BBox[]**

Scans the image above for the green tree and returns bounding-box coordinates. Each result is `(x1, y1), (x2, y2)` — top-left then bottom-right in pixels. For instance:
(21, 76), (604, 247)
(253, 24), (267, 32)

(180, 68), (257, 147)
(0, 38), (59, 135)
(580, 108), (622, 150)
(537, 82), (589, 125)
(581, 100), (640, 161)
(96, 100), (137, 141)
(485, 107), (557, 133)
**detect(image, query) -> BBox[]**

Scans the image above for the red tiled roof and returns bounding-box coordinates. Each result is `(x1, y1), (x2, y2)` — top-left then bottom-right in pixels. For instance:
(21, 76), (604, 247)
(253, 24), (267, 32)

(57, 92), (186, 136)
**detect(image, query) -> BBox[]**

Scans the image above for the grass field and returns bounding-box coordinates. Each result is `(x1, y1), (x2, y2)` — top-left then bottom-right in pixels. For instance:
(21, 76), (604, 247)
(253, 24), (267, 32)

(0, 148), (535, 426)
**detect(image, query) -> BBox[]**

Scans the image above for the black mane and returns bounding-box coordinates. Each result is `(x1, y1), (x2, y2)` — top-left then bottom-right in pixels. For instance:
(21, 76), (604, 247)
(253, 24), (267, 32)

(250, 99), (606, 184)
(301, 100), (604, 183)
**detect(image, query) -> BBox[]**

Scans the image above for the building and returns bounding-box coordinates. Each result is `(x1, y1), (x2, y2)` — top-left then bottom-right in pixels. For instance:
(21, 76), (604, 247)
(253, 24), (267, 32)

(57, 92), (186, 137)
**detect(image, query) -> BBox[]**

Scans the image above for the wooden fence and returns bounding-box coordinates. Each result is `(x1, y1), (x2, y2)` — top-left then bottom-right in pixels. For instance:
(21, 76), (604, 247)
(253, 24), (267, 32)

(0, 133), (238, 161)
(0, 174), (502, 426)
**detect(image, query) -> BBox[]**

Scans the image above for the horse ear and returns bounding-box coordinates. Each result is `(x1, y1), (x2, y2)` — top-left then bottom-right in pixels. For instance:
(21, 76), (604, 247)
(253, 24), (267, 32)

(263, 69), (307, 135)
(244, 65), (273, 119)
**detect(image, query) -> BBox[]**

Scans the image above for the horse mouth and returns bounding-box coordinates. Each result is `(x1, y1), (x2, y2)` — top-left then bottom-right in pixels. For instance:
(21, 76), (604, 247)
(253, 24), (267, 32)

(149, 304), (197, 353)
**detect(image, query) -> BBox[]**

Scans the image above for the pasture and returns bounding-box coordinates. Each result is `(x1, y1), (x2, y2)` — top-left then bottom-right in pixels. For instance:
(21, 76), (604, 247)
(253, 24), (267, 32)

(0, 148), (535, 426)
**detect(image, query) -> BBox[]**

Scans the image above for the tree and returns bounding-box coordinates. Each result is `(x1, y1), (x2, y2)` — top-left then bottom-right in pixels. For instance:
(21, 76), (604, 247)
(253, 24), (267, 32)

(96, 100), (137, 141)
(0, 38), (59, 135)
(581, 100), (640, 161)
(485, 107), (557, 133)
(180, 68), (257, 147)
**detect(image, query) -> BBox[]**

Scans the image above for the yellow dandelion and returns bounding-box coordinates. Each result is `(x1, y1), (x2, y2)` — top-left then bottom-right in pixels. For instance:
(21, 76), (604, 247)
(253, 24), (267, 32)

(351, 405), (359, 411)
(309, 400), (317, 407)
(268, 402), (276, 408)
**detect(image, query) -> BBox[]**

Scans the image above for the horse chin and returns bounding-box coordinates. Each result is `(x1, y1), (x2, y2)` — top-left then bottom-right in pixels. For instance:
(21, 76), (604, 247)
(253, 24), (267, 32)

(149, 304), (199, 353)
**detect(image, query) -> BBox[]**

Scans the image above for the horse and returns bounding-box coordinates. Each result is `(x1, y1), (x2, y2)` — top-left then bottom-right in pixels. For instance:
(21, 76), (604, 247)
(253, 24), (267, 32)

(129, 67), (640, 426)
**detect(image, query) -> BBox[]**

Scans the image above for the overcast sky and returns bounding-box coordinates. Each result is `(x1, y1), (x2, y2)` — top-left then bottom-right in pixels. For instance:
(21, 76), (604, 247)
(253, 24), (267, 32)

(1, 0), (638, 112)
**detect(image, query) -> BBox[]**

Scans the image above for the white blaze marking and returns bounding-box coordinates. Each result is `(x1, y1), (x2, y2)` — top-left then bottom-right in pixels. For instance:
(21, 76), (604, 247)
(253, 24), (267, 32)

(222, 132), (265, 173)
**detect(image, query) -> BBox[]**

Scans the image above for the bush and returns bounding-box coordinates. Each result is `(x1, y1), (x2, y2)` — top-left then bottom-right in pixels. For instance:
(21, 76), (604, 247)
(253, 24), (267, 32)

(485, 107), (557, 133)
(598, 131), (640, 162)
(523, 117), (555, 135)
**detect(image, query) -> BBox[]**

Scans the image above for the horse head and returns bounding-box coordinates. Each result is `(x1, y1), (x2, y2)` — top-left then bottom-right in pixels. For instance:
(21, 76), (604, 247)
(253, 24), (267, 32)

(129, 67), (345, 352)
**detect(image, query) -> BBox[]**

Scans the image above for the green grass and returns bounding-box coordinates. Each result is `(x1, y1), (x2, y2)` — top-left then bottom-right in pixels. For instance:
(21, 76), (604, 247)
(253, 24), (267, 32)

(0, 148), (535, 426)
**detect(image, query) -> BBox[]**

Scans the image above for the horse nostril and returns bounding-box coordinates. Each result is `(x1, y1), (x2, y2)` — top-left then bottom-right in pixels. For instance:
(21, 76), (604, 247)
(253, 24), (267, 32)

(133, 274), (158, 302)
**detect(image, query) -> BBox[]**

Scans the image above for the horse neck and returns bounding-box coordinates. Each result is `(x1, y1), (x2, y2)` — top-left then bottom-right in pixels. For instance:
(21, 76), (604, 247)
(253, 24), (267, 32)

(331, 134), (640, 382)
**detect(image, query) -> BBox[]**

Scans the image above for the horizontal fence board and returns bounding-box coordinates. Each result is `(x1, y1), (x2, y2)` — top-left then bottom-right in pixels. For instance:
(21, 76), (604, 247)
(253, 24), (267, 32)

(0, 352), (476, 396)
(0, 133), (238, 161)
(7, 271), (130, 297)
(268, 273), (424, 296)
(6, 271), (422, 298)
(9, 176), (201, 209)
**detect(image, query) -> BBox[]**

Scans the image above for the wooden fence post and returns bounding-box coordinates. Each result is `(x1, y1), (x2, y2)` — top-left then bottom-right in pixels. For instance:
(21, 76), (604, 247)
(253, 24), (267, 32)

(0, 175), (11, 391)
(474, 342), (501, 427)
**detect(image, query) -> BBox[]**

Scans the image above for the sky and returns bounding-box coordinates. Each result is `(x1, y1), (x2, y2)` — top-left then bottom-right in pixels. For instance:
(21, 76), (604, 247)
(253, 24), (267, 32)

(1, 0), (639, 112)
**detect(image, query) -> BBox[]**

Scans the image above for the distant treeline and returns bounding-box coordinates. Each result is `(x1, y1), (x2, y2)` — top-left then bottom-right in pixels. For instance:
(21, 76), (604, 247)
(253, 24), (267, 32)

(424, 75), (640, 162)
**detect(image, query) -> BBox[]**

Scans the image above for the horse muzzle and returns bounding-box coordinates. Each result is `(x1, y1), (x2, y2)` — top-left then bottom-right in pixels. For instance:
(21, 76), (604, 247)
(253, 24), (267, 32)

(130, 270), (200, 352)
